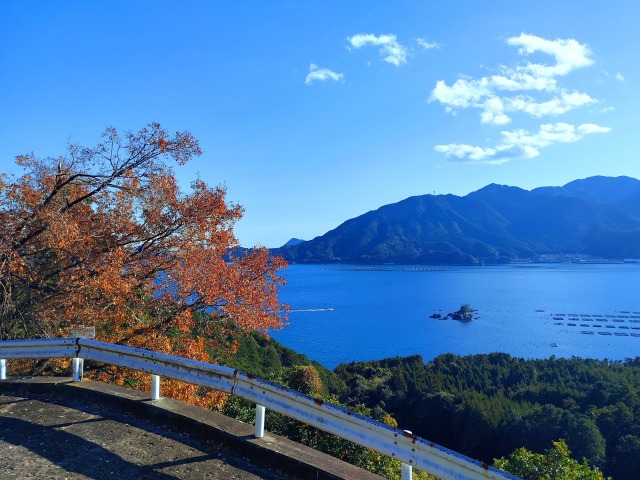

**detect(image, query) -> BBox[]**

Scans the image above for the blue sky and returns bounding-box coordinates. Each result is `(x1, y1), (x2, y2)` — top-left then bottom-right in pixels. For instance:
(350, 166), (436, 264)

(1, 1), (638, 247)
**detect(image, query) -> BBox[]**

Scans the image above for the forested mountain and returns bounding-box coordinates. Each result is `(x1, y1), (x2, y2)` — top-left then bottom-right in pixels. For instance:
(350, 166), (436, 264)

(334, 353), (640, 480)
(274, 176), (640, 265)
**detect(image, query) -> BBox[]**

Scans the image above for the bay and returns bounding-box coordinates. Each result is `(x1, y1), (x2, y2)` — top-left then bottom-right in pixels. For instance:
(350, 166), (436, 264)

(271, 263), (640, 370)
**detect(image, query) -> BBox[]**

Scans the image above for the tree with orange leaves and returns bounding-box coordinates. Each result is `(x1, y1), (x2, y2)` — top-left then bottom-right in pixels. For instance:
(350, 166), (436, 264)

(0, 123), (287, 407)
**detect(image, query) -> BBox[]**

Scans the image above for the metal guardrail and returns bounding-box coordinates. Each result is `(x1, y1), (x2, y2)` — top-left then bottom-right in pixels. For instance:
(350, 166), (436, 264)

(0, 338), (520, 480)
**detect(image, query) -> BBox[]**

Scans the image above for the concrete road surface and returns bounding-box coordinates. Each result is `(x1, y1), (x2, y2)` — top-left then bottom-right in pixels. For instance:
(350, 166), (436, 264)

(0, 379), (382, 480)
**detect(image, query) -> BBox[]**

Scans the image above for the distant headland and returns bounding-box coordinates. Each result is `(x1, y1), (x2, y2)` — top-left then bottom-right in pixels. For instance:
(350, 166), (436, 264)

(271, 176), (640, 266)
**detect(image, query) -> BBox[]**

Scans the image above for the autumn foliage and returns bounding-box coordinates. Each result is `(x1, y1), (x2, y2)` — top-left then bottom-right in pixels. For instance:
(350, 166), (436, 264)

(0, 123), (287, 407)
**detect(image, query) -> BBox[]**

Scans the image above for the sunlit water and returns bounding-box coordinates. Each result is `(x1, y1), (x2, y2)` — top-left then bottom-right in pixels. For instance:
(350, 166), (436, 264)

(271, 264), (640, 369)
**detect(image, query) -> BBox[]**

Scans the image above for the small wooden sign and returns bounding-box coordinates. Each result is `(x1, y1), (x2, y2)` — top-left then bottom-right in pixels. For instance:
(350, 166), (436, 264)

(69, 326), (95, 338)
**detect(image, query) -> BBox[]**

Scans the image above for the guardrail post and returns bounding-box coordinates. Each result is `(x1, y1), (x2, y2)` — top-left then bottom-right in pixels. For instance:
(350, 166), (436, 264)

(0, 359), (6, 380)
(151, 374), (160, 400)
(401, 429), (413, 480)
(72, 357), (83, 382)
(255, 404), (266, 438)
(401, 462), (412, 480)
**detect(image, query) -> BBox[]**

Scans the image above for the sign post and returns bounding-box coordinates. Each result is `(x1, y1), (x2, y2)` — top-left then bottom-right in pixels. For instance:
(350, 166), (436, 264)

(69, 326), (95, 381)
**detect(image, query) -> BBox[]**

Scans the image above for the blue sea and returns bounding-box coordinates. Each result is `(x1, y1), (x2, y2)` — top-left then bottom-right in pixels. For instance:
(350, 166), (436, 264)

(271, 263), (640, 370)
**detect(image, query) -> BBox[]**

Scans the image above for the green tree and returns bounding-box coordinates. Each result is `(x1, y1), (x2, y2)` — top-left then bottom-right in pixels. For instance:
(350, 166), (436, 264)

(508, 405), (606, 468)
(287, 365), (324, 396)
(494, 440), (608, 480)
(610, 435), (640, 480)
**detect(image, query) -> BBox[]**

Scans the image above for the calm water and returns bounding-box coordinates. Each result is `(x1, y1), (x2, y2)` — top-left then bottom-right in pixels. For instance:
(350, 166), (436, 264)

(271, 263), (640, 369)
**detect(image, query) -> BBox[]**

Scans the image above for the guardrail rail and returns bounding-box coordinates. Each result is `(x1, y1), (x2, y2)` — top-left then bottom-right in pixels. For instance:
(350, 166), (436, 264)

(0, 338), (521, 480)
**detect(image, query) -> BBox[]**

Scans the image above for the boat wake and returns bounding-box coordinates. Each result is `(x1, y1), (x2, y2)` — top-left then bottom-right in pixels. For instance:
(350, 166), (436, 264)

(290, 308), (334, 313)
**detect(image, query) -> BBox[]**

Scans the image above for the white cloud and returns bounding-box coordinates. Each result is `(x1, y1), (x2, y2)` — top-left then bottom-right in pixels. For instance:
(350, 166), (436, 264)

(506, 33), (593, 77)
(430, 34), (597, 124)
(435, 122), (611, 164)
(305, 63), (344, 85)
(434, 143), (498, 162)
(576, 123), (611, 135)
(491, 71), (558, 92)
(506, 91), (596, 117)
(480, 96), (511, 125)
(431, 82), (595, 125)
(416, 37), (440, 49)
(347, 33), (408, 66)
(431, 78), (490, 110)
(616, 72), (625, 82)
(430, 34), (611, 164)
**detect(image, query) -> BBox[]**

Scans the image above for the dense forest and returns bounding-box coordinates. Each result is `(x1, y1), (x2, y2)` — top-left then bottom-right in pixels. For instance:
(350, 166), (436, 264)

(228, 333), (640, 479)
(334, 353), (640, 479)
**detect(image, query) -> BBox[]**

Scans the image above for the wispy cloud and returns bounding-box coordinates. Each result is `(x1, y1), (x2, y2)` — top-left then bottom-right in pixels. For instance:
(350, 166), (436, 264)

(347, 33), (408, 66)
(435, 122), (611, 164)
(305, 63), (344, 85)
(506, 91), (595, 118)
(616, 72), (625, 82)
(416, 37), (440, 50)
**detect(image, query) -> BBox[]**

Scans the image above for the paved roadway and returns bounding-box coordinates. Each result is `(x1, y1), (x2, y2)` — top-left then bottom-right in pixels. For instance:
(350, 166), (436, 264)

(0, 379), (382, 480)
(0, 388), (294, 479)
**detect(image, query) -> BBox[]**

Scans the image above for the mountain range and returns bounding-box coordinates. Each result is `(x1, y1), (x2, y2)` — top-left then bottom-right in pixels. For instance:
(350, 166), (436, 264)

(272, 176), (640, 265)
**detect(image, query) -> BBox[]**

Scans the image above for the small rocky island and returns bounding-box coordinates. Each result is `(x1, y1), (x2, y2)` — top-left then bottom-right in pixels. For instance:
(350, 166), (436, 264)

(431, 304), (476, 321)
